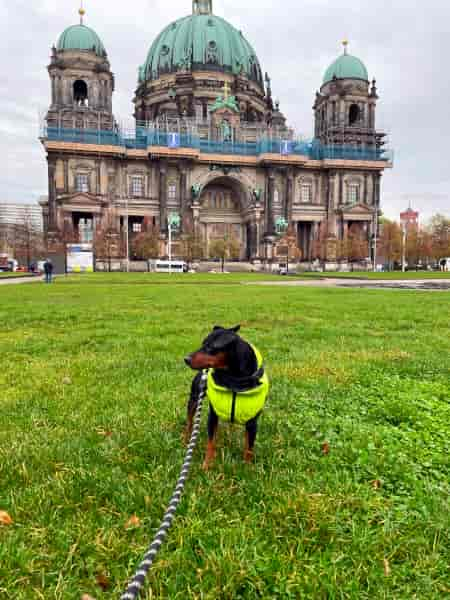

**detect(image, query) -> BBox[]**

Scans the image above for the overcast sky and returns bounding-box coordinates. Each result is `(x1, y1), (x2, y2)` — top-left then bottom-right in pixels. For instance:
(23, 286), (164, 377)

(0, 0), (449, 221)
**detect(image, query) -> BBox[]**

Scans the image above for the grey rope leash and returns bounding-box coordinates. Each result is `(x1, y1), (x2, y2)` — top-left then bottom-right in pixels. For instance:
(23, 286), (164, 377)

(120, 370), (208, 600)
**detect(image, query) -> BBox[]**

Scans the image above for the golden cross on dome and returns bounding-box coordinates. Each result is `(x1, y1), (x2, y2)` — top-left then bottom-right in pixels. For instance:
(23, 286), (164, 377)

(342, 39), (349, 55)
(223, 81), (230, 100)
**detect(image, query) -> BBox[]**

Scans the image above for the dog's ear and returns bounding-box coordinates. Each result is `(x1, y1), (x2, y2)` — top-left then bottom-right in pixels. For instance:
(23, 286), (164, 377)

(213, 325), (224, 331)
(230, 325), (241, 333)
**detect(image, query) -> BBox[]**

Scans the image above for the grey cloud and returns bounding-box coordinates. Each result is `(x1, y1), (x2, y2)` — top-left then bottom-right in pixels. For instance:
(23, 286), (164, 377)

(0, 0), (449, 221)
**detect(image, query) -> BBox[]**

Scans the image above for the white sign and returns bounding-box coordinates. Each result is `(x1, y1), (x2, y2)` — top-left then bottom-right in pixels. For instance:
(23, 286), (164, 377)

(168, 133), (180, 148)
(67, 244), (94, 273)
(280, 140), (293, 155)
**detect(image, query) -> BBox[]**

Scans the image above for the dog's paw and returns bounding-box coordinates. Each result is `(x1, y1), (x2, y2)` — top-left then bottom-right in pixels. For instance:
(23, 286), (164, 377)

(243, 450), (255, 464)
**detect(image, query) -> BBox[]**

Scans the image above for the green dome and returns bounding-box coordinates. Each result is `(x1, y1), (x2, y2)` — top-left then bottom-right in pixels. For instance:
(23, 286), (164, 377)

(57, 24), (106, 56)
(141, 13), (263, 87)
(323, 53), (368, 85)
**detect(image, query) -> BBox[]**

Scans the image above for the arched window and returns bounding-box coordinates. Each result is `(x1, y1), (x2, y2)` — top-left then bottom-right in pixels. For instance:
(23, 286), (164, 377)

(73, 80), (88, 106)
(349, 104), (360, 125)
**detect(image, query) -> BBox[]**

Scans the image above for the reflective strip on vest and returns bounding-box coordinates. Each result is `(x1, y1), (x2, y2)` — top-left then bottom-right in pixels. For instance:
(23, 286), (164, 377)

(207, 345), (269, 425)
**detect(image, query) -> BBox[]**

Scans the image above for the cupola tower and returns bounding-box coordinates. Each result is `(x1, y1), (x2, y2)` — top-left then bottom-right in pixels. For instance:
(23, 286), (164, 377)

(46, 5), (115, 132)
(313, 41), (385, 152)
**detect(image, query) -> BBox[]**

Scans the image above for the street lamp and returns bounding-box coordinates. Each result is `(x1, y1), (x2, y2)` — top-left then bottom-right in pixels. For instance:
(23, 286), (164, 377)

(401, 223), (407, 273)
(167, 212), (181, 274)
(275, 217), (289, 273)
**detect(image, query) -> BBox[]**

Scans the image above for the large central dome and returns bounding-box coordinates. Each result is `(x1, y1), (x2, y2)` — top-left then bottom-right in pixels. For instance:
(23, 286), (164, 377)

(140, 0), (263, 89)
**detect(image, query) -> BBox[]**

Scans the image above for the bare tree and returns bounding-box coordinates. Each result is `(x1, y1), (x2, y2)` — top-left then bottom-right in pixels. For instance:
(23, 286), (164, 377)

(131, 226), (160, 262)
(379, 219), (402, 270)
(429, 214), (450, 262)
(277, 225), (301, 272)
(208, 235), (241, 272)
(347, 224), (369, 267)
(12, 209), (45, 269)
(94, 210), (125, 272)
(182, 229), (205, 269)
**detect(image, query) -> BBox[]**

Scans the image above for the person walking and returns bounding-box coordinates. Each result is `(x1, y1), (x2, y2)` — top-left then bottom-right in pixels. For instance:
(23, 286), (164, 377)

(43, 259), (54, 283)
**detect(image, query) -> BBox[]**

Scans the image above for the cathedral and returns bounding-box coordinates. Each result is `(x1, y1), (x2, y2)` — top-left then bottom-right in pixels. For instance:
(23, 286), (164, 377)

(40, 0), (392, 267)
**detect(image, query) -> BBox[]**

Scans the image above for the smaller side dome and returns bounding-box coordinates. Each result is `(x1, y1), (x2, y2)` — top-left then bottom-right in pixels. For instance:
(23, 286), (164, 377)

(57, 24), (106, 57)
(323, 45), (368, 85)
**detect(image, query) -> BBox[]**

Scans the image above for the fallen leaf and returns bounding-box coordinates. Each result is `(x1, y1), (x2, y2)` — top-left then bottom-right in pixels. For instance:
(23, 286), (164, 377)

(321, 442), (330, 455)
(97, 429), (113, 437)
(371, 479), (382, 489)
(96, 573), (110, 591)
(62, 377), (72, 385)
(383, 558), (391, 577)
(81, 595), (96, 600)
(125, 515), (141, 529)
(0, 511), (13, 525)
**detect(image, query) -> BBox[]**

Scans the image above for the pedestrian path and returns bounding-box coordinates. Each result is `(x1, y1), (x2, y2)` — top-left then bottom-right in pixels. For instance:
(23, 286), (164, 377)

(0, 276), (43, 286)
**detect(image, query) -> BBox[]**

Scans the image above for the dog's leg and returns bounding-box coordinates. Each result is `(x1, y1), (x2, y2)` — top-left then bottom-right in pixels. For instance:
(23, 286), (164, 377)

(244, 415), (259, 463)
(185, 373), (201, 444)
(203, 405), (218, 470)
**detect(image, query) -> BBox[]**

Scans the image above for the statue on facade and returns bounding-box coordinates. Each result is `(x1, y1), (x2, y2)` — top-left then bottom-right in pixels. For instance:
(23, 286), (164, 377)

(221, 119), (232, 142)
(191, 183), (202, 199)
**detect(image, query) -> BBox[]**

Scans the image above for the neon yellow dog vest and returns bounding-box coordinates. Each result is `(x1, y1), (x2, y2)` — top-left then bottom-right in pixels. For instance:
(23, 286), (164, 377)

(207, 345), (269, 424)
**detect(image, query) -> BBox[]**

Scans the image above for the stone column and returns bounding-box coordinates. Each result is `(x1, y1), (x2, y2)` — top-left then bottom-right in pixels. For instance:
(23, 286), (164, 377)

(369, 103), (375, 130)
(375, 173), (382, 208)
(159, 163), (167, 233)
(285, 170), (293, 221)
(327, 171), (337, 236)
(266, 168), (275, 235)
(338, 171), (344, 206)
(51, 76), (56, 107)
(96, 160), (101, 195)
(343, 220), (349, 240)
(63, 158), (69, 193)
(64, 79), (72, 106)
(48, 157), (57, 229)
(179, 167), (187, 232)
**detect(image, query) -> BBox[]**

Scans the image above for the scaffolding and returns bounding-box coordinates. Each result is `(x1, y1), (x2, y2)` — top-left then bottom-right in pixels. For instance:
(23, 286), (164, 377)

(40, 114), (393, 163)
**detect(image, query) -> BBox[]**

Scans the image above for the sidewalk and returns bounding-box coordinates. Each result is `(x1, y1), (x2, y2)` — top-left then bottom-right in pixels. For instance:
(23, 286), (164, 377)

(0, 275), (43, 285)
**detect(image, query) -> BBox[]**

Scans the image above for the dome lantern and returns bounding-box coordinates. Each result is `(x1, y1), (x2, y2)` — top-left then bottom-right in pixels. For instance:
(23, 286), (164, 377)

(192, 0), (213, 15)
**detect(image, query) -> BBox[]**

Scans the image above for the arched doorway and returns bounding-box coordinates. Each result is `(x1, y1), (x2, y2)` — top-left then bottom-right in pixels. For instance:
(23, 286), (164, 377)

(198, 176), (251, 260)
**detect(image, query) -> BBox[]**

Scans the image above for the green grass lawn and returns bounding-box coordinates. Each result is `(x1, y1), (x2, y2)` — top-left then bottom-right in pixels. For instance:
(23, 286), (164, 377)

(1, 274), (449, 599)
(299, 270), (450, 280)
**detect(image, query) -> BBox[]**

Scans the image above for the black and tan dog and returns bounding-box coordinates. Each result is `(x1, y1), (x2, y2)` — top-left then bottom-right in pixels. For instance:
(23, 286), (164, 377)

(185, 326), (269, 470)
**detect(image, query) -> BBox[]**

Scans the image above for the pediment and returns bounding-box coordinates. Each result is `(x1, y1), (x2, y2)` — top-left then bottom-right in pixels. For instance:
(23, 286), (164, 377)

(340, 202), (373, 215)
(59, 193), (104, 207)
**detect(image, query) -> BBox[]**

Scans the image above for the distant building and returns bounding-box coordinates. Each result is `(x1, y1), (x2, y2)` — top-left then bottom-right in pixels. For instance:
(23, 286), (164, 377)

(400, 205), (419, 232)
(0, 202), (43, 231)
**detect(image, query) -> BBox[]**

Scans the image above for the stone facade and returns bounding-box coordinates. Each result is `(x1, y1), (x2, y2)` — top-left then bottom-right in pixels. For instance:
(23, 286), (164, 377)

(41, 8), (392, 267)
